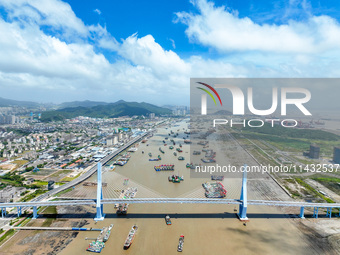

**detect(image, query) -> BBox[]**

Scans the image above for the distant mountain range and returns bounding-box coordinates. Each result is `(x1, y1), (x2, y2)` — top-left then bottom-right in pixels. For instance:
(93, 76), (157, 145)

(0, 97), (39, 108)
(57, 100), (109, 109)
(41, 100), (172, 121)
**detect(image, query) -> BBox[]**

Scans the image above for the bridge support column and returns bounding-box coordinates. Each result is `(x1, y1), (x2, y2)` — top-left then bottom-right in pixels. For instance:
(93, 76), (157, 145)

(326, 207), (332, 218)
(94, 162), (105, 221)
(33, 206), (38, 219)
(1, 207), (6, 218)
(17, 206), (22, 217)
(313, 207), (319, 218)
(299, 207), (305, 219)
(238, 165), (248, 221)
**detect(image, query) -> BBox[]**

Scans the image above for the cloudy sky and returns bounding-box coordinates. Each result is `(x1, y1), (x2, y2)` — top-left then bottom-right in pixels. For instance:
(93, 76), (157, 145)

(1, 0), (340, 105)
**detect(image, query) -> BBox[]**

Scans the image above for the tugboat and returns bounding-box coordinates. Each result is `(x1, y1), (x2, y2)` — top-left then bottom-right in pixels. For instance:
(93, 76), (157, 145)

(165, 215), (172, 225)
(124, 225), (138, 250)
(177, 235), (184, 252)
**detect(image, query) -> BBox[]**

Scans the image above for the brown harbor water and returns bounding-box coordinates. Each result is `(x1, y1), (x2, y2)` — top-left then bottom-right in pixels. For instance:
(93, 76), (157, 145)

(60, 120), (321, 255)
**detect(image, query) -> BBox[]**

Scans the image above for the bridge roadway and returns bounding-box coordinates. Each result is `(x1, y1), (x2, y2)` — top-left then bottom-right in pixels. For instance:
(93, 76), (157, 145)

(1, 198), (340, 209)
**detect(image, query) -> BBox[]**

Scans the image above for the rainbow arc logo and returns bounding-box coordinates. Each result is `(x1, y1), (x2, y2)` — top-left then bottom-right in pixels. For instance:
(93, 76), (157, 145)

(196, 82), (222, 115)
(196, 82), (222, 106)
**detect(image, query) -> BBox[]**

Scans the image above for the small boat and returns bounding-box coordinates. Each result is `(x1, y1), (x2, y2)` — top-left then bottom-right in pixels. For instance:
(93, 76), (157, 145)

(103, 224), (114, 242)
(177, 235), (184, 252)
(165, 215), (172, 225)
(124, 225), (138, 250)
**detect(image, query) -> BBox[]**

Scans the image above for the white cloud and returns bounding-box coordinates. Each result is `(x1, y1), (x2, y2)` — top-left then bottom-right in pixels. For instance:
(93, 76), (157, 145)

(118, 34), (190, 77)
(169, 38), (176, 49)
(94, 8), (101, 15)
(175, 0), (340, 54)
(0, 0), (88, 38)
(1, 0), (340, 105)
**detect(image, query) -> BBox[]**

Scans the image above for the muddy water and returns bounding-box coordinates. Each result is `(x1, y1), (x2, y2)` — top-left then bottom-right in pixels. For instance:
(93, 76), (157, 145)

(60, 120), (319, 255)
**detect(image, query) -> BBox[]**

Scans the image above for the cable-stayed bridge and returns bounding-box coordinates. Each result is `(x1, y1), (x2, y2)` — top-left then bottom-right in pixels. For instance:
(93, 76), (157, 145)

(1, 162), (339, 221)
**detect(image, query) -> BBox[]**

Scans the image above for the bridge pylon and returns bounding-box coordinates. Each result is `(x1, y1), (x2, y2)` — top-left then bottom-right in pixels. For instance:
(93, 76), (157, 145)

(94, 162), (105, 221)
(238, 165), (248, 221)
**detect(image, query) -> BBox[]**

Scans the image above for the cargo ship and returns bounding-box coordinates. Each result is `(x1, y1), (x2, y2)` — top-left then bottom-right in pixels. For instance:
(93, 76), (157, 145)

(124, 225), (138, 250)
(103, 224), (114, 242)
(177, 235), (184, 252)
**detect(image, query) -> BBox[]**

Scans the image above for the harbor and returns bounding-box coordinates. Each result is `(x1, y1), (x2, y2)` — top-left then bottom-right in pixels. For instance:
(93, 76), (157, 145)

(57, 119), (321, 255)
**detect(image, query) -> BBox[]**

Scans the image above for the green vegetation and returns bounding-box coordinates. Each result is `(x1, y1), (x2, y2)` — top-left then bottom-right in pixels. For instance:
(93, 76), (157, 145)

(311, 177), (340, 195)
(295, 178), (335, 203)
(0, 173), (25, 187)
(0, 229), (15, 244)
(41, 206), (57, 227)
(60, 173), (80, 182)
(54, 187), (73, 197)
(235, 123), (340, 155)
(20, 190), (47, 202)
(50, 170), (72, 178)
(41, 100), (172, 122)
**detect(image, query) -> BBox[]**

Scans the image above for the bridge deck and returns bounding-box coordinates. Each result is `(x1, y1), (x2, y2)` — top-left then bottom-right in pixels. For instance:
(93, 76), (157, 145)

(1, 198), (340, 209)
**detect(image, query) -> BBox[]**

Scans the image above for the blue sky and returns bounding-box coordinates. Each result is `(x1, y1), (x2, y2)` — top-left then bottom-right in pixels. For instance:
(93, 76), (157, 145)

(1, 0), (340, 105)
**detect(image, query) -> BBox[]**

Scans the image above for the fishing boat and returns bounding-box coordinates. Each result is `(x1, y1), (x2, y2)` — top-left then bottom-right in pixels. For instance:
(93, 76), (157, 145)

(86, 241), (105, 253)
(168, 174), (184, 183)
(124, 225), (138, 250)
(165, 215), (172, 225)
(177, 235), (184, 252)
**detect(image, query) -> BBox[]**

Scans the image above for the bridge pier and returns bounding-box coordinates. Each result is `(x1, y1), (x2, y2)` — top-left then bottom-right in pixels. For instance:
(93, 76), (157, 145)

(17, 206), (22, 217)
(1, 207), (6, 218)
(299, 207), (305, 219)
(94, 162), (105, 221)
(313, 207), (319, 218)
(238, 166), (248, 221)
(326, 207), (332, 218)
(33, 206), (38, 219)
